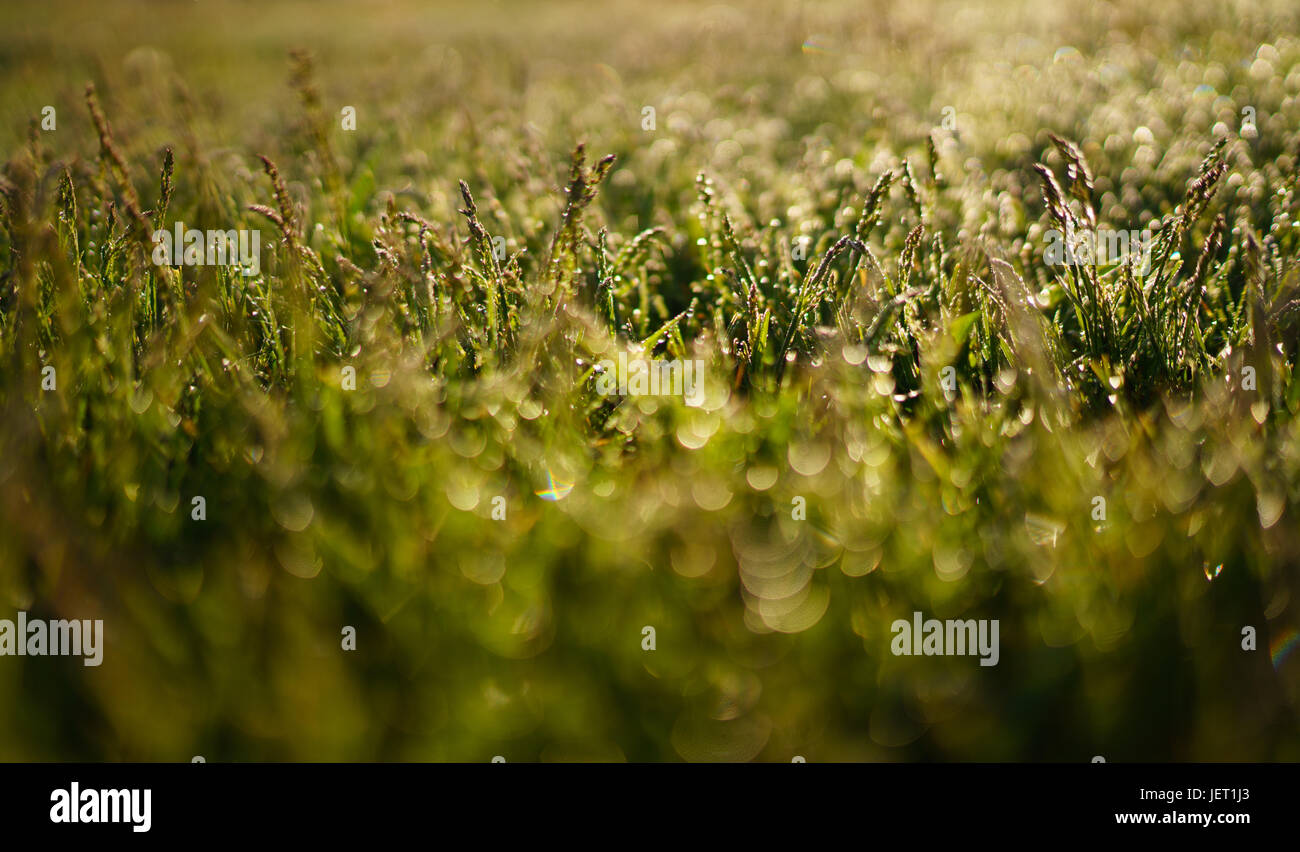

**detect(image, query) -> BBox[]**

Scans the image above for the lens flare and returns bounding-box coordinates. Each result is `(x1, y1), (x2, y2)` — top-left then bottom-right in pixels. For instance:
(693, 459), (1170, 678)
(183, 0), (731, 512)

(1270, 627), (1300, 670)
(534, 469), (574, 502)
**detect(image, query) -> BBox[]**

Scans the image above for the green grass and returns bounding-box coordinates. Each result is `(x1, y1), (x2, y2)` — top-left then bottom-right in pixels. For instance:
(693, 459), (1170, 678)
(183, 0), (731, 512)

(1, 0), (1298, 761)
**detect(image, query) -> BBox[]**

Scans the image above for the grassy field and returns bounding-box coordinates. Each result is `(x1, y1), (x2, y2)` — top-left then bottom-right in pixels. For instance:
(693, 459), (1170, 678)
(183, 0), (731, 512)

(1, 0), (1299, 761)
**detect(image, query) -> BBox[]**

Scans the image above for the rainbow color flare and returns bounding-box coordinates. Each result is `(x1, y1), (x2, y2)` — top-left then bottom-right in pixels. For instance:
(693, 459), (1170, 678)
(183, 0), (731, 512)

(1270, 627), (1300, 670)
(534, 469), (574, 502)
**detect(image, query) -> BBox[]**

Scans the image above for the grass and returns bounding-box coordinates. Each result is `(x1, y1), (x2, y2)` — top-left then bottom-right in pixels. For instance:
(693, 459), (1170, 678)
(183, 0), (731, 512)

(0, 0), (1298, 761)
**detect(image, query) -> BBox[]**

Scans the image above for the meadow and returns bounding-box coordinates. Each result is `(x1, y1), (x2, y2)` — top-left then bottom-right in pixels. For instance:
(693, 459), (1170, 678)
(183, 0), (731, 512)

(0, 0), (1298, 761)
